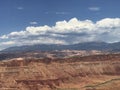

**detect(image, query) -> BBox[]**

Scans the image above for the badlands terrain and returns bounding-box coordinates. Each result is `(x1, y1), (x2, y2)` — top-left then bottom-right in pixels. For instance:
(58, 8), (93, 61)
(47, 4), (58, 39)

(0, 51), (120, 90)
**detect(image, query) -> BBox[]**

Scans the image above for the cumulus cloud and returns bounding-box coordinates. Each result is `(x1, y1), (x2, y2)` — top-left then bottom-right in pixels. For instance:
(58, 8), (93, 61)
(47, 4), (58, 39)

(96, 18), (120, 28)
(0, 17), (120, 50)
(88, 7), (100, 11)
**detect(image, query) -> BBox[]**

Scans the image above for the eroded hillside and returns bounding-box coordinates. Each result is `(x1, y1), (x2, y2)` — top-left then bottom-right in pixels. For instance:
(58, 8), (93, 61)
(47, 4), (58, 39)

(0, 53), (120, 90)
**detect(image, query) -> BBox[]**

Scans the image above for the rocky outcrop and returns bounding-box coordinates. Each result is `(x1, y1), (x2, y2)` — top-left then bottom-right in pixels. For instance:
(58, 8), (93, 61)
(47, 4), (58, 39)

(0, 53), (120, 90)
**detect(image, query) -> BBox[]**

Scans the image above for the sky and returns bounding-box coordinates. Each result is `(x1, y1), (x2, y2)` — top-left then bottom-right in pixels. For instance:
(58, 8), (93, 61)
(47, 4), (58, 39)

(0, 0), (120, 50)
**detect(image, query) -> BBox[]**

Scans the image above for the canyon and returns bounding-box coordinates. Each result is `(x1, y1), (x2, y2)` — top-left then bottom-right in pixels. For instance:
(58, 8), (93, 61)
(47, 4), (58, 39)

(0, 52), (120, 90)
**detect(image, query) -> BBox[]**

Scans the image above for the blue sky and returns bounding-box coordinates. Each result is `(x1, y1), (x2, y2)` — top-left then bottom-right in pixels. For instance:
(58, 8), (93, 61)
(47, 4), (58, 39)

(0, 0), (120, 35)
(0, 0), (120, 50)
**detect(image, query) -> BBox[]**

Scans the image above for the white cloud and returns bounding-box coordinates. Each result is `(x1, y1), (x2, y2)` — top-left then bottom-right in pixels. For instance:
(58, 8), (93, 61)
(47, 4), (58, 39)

(30, 22), (38, 25)
(53, 18), (95, 33)
(96, 18), (120, 28)
(1, 41), (15, 45)
(0, 17), (120, 50)
(55, 12), (69, 15)
(17, 7), (24, 10)
(0, 41), (15, 50)
(88, 7), (100, 11)
(45, 11), (69, 15)
(0, 35), (8, 39)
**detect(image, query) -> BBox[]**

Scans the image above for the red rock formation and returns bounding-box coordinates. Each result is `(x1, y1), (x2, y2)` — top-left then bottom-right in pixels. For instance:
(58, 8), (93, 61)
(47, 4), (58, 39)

(0, 53), (120, 90)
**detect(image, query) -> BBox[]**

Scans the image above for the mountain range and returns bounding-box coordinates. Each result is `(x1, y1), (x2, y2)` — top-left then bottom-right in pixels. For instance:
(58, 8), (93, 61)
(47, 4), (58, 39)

(1, 42), (120, 53)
